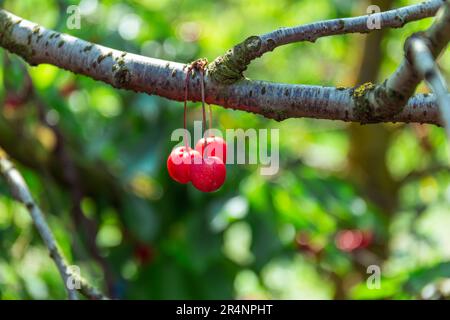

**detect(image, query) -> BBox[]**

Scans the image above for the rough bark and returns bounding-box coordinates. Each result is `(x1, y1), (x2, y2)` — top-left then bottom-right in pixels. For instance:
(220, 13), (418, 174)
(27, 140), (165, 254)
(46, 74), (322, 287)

(0, 5), (448, 125)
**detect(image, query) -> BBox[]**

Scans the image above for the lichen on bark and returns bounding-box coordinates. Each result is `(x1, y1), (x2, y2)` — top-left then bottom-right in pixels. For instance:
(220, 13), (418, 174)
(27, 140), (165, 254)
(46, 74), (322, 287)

(352, 82), (376, 123)
(352, 80), (412, 123)
(207, 36), (262, 84)
(112, 54), (131, 87)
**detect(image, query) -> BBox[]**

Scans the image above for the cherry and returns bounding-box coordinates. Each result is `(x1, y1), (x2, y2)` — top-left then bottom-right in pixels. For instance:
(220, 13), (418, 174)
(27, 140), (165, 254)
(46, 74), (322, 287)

(335, 229), (361, 252)
(335, 229), (374, 252)
(134, 244), (154, 265)
(195, 136), (227, 163)
(167, 146), (199, 184)
(4, 93), (24, 110)
(359, 230), (374, 249)
(190, 153), (226, 192)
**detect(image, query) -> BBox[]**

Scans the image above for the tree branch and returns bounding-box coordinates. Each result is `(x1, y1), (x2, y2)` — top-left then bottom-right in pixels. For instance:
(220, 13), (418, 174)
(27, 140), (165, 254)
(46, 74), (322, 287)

(361, 1), (450, 120)
(0, 153), (108, 300)
(30, 76), (118, 297)
(409, 37), (450, 141)
(0, 6), (447, 125)
(208, 0), (445, 84)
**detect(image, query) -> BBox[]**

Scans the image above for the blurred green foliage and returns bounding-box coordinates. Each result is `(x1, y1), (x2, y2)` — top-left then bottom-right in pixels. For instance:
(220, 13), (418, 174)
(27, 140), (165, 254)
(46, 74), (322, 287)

(0, 0), (449, 300)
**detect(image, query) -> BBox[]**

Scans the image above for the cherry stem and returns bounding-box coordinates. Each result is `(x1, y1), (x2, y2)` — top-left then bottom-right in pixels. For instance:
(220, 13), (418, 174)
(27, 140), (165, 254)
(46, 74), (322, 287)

(208, 104), (212, 137)
(183, 68), (190, 149)
(200, 69), (206, 138)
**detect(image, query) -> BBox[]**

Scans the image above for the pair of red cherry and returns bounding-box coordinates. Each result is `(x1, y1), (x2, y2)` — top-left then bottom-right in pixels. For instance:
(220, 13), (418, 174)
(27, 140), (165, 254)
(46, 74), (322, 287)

(167, 136), (227, 192)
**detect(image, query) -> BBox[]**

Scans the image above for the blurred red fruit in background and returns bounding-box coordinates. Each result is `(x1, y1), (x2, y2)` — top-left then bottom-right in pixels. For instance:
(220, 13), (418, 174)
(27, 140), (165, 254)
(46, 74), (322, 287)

(4, 93), (25, 110)
(134, 244), (154, 265)
(335, 229), (373, 252)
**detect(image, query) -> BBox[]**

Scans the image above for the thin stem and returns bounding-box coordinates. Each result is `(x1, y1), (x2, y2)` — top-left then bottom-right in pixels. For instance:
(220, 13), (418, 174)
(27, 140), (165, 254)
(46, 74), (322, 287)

(200, 69), (207, 137)
(207, 0), (444, 84)
(362, 2), (450, 120)
(409, 37), (450, 143)
(208, 104), (212, 136)
(183, 69), (190, 149)
(260, 0), (443, 56)
(0, 154), (108, 300)
(0, 155), (77, 299)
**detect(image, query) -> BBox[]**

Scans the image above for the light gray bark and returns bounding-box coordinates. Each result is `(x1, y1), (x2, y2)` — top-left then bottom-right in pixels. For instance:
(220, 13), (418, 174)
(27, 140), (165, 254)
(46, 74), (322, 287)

(208, 0), (445, 83)
(0, 3), (447, 127)
(363, 1), (450, 119)
(0, 155), (108, 300)
(410, 38), (450, 140)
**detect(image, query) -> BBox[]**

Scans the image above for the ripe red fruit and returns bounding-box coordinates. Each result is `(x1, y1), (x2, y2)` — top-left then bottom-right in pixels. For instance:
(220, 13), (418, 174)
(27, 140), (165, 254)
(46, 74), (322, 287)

(167, 146), (199, 184)
(195, 136), (227, 163)
(190, 154), (226, 192)
(4, 93), (24, 110)
(335, 229), (373, 252)
(359, 230), (374, 249)
(335, 229), (362, 252)
(134, 244), (154, 265)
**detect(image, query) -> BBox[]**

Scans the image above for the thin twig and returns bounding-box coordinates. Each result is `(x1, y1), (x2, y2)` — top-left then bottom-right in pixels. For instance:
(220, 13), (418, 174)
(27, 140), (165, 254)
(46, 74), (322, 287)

(0, 154), (108, 300)
(409, 37), (450, 141)
(363, 2), (450, 119)
(25, 70), (117, 297)
(260, 0), (443, 51)
(208, 0), (444, 83)
(200, 69), (206, 135)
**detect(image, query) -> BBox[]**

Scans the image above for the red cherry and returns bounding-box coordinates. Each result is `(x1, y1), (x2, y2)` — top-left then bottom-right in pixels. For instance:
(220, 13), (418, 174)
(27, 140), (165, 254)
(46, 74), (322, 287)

(190, 154), (226, 192)
(4, 93), (24, 110)
(167, 146), (199, 184)
(195, 136), (227, 163)
(134, 244), (154, 265)
(335, 229), (363, 252)
(359, 230), (373, 249)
